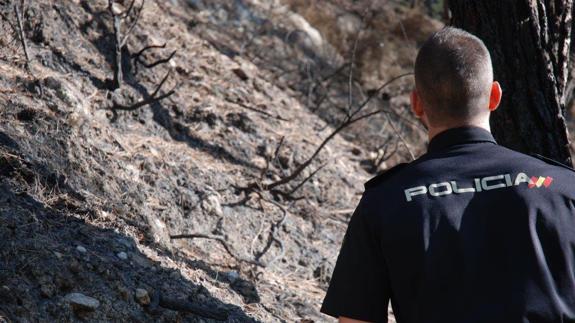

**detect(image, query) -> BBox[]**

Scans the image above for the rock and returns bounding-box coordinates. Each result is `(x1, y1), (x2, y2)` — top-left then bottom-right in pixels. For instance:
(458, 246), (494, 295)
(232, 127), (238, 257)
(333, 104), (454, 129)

(225, 271), (240, 284)
(135, 288), (150, 305)
(76, 246), (87, 253)
(40, 281), (56, 298)
(232, 67), (249, 81)
(117, 285), (130, 301)
(287, 13), (323, 48)
(65, 293), (100, 311)
(43, 76), (62, 90)
(117, 252), (128, 260)
(68, 259), (82, 273)
(201, 195), (223, 217)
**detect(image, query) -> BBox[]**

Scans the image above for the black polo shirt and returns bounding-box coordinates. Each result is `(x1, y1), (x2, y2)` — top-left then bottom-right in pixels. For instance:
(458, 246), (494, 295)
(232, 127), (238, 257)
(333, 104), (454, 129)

(321, 126), (575, 323)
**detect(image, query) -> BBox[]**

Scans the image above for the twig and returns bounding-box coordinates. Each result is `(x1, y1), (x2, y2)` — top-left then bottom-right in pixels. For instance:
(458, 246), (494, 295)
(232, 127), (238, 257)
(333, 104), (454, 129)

(133, 43), (166, 58)
(347, 12), (367, 116)
(288, 163), (326, 195)
(234, 101), (290, 122)
(170, 233), (265, 267)
(132, 43), (176, 74)
(259, 136), (285, 182)
(171, 195), (288, 268)
(261, 73), (413, 192)
(109, 0), (123, 89)
(14, 2), (30, 72)
(249, 218), (266, 256)
(121, 0), (137, 18)
(132, 43), (166, 74)
(0, 11), (17, 35)
(110, 70), (175, 114)
(108, 0), (145, 89)
(136, 50), (176, 70)
(255, 197), (287, 266)
(120, 0), (145, 47)
(267, 73), (411, 191)
(375, 139), (399, 169)
(384, 111), (415, 161)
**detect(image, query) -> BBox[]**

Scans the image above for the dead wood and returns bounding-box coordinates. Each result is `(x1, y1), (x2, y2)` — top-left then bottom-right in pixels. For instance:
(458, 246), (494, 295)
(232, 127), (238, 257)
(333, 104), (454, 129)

(170, 232), (266, 267)
(171, 194), (288, 268)
(13, 1), (30, 72)
(108, 0), (145, 89)
(260, 73), (414, 192)
(109, 70), (176, 121)
(132, 42), (176, 74)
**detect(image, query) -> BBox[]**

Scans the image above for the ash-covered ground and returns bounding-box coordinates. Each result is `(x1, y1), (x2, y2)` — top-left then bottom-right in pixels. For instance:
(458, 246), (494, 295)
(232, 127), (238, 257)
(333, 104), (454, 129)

(0, 0), (442, 321)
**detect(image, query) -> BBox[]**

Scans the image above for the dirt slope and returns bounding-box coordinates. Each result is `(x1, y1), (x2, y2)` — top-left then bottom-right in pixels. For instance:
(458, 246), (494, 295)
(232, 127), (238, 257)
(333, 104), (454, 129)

(0, 0), (438, 321)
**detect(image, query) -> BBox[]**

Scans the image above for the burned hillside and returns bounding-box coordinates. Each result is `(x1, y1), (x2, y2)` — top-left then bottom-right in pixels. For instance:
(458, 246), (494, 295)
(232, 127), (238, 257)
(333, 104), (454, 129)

(0, 0), (441, 322)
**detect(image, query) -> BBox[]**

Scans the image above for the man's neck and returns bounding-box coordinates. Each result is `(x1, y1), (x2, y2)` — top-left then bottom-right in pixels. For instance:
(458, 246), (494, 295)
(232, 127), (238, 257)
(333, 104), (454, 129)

(428, 121), (491, 142)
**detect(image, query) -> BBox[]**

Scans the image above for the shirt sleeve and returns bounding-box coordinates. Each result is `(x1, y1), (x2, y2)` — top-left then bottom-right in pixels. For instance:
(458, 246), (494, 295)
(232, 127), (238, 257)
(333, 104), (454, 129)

(320, 194), (391, 322)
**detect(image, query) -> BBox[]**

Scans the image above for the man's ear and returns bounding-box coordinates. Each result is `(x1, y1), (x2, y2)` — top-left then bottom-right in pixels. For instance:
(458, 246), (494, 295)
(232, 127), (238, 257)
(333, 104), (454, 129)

(488, 81), (502, 112)
(411, 90), (424, 118)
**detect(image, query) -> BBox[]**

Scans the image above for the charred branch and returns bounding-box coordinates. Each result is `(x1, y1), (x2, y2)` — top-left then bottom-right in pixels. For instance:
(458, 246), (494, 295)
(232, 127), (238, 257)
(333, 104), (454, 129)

(14, 1), (30, 72)
(108, 0), (145, 89)
(109, 71), (176, 120)
(260, 73), (413, 192)
(132, 43), (176, 74)
(171, 195), (287, 268)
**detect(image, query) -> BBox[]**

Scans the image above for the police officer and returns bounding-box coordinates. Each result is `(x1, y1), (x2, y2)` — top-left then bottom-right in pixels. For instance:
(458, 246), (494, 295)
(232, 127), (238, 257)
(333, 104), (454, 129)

(321, 27), (575, 323)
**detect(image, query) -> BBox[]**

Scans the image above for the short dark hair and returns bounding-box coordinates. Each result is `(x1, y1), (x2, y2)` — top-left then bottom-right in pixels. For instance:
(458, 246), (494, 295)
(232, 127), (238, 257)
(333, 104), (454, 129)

(414, 27), (493, 125)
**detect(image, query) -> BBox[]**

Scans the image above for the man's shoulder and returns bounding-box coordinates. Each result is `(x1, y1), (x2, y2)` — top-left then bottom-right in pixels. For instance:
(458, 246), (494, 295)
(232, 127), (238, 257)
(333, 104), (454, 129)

(495, 145), (575, 174)
(529, 153), (575, 173)
(364, 162), (409, 190)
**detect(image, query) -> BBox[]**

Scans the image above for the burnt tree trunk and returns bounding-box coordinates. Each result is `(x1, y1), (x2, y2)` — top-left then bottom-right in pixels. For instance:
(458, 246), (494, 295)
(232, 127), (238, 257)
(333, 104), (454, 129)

(449, 0), (573, 166)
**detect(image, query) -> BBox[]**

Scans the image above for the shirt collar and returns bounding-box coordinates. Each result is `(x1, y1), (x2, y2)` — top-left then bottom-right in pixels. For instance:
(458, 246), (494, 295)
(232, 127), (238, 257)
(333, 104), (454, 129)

(427, 126), (497, 153)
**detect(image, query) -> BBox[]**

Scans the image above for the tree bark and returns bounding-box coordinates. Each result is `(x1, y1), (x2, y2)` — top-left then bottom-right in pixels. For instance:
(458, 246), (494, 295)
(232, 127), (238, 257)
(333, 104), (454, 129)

(449, 0), (573, 166)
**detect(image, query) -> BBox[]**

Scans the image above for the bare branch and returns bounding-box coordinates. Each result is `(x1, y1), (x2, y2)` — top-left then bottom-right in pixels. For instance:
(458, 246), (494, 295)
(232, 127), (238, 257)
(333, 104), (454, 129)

(255, 196), (287, 267)
(235, 101), (290, 122)
(0, 11), (17, 35)
(259, 136), (285, 182)
(288, 163), (326, 195)
(132, 43), (166, 59)
(257, 73), (413, 192)
(121, 0), (137, 18)
(109, 0), (123, 89)
(140, 50), (176, 69)
(170, 233), (265, 267)
(108, 0), (145, 89)
(384, 111), (415, 161)
(120, 0), (145, 47)
(110, 70), (176, 116)
(347, 14), (365, 116)
(14, 2), (30, 72)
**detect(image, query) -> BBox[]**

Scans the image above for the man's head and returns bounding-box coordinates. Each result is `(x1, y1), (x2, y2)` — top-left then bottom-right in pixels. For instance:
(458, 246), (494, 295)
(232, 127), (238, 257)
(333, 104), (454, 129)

(411, 27), (502, 135)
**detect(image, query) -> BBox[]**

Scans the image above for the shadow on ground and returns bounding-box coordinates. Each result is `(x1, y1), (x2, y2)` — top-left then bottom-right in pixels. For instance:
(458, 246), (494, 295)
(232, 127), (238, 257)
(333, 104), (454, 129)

(0, 130), (258, 322)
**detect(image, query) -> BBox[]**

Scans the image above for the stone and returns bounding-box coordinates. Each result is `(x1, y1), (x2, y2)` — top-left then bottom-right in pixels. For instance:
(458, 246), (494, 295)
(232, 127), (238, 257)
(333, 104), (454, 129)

(117, 252), (128, 260)
(76, 246), (87, 253)
(135, 288), (150, 305)
(65, 293), (100, 311)
(40, 282), (55, 298)
(117, 285), (130, 301)
(232, 68), (249, 81)
(226, 271), (240, 283)
(201, 195), (223, 217)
